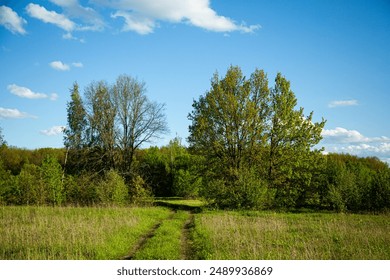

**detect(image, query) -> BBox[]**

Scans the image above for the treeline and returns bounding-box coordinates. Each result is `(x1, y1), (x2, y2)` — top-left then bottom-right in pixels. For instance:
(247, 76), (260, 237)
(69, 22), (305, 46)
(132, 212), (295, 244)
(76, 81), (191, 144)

(0, 143), (389, 211)
(0, 68), (389, 211)
(0, 138), (201, 206)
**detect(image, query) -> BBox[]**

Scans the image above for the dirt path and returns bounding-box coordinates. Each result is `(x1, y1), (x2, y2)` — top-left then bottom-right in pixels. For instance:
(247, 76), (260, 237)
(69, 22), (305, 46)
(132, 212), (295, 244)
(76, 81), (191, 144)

(122, 211), (175, 260)
(122, 207), (197, 260)
(180, 213), (195, 260)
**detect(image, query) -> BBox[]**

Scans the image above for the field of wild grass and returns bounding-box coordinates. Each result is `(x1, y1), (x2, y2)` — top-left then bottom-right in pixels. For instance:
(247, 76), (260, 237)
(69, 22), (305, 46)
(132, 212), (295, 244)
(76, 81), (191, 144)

(0, 206), (170, 259)
(1, 205), (389, 260)
(192, 211), (390, 260)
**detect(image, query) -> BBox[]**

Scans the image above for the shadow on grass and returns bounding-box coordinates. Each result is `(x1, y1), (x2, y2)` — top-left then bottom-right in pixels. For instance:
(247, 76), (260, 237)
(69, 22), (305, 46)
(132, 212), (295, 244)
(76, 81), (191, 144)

(153, 201), (203, 213)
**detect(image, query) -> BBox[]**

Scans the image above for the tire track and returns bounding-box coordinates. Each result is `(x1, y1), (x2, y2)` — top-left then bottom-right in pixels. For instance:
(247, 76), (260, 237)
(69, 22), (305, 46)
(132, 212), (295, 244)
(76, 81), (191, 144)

(122, 211), (175, 260)
(180, 213), (195, 260)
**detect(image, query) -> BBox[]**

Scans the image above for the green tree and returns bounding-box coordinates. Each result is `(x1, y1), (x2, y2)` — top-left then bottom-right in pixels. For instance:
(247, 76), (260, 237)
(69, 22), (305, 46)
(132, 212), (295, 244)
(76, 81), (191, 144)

(64, 82), (87, 149)
(188, 66), (325, 209)
(268, 73), (326, 207)
(0, 125), (6, 147)
(188, 66), (270, 178)
(84, 80), (117, 173)
(64, 82), (88, 175)
(41, 156), (64, 206)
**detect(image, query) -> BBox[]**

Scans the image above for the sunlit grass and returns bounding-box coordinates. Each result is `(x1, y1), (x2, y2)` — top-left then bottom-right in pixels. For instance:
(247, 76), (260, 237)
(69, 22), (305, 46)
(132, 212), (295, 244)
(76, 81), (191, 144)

(192, 211), (390, 260)
(133, 211), (190, 260)
(156, 199), (205, 207)
(0, 206), (170, 260)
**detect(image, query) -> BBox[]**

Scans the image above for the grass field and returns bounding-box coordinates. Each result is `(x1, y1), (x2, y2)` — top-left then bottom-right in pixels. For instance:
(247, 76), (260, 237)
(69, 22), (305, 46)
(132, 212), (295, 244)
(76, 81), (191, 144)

(192, 211), (390, 260)
(0, 206), (170, 259)
(1, 205), (389, 260)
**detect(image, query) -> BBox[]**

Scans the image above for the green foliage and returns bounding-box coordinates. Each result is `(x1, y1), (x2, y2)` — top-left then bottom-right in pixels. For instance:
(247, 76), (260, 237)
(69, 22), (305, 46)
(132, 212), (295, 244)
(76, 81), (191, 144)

(203, 167), (275, 210)
(188, 66), (325, 209)
(64, 82), (87, 150)
(0, 126), (6, 147)
(41, 156), (64, 206)
(324, 154), (390, 212)
(97, 170), (129, 206)
(128, 175), (153, 205)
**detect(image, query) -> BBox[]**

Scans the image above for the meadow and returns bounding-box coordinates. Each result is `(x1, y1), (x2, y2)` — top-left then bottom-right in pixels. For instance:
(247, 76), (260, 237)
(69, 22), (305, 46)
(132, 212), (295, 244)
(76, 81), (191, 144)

(1, 204), (389, 260)
(0, 206), (170, 259)
(192, 211), (390, 260)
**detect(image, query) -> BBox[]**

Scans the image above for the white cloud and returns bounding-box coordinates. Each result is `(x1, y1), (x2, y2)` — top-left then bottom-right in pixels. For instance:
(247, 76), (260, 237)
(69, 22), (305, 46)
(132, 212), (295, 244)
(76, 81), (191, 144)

(322, 127), (369, 143)
(103, 0), (260, 34)
(328, 99), (358, 108)
(49, 0), (105, 31)
(321, 127), (390, 163)
(50, 93), (59, 101)
(49, 60), (70, 71)
(62, 32), (85, 42)
(7, 84), (58, 101)
(322, 127), (390, 144)
(0, 107), (37, 119)
(71, 62), (83, 68)
(0, 5), (27, 34)
(8, 84), (48, 99)
(40, 125), (65, 136)
(49, 60), (83, 70)
(26, 3), (76, 32)
(111, 11), (155, 34)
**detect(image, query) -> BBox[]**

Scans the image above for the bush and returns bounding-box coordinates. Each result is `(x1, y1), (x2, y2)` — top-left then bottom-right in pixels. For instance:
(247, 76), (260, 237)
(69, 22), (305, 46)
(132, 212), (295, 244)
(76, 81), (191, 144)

(97, 170), (129, 206)
(203, 167), (274, 210)
(173, 169), (201, 198)
(128, 175), (153, 205)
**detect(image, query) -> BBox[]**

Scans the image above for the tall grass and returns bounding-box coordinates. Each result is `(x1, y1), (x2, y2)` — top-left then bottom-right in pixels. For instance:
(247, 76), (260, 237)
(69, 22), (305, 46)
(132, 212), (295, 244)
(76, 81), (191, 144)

(192, 211), (390, 260)
(0, 206), (170, 259)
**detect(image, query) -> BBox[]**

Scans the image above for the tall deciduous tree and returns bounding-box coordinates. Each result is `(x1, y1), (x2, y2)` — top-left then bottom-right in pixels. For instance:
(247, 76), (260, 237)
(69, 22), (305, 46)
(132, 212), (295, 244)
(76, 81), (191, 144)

(112, 74), (169, 178)
(64, 75), (168, 178)
(64, 82), (87, 174)
(268, 73), (326, 207)
(188, 66), (270, 178)
(84, 80), (117, 173)
(188, 66), (325, 209)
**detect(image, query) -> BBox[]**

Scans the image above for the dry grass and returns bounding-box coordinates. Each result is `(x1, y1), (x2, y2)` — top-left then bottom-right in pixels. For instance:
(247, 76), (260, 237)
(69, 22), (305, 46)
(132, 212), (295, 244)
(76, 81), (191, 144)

(193, 211), (390, 260)
(0, 206), (170, 260)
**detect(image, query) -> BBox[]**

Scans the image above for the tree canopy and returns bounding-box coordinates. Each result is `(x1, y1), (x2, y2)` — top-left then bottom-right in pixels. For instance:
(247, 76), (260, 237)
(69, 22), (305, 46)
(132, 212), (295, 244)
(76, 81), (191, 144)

(188, 66), (326, 208)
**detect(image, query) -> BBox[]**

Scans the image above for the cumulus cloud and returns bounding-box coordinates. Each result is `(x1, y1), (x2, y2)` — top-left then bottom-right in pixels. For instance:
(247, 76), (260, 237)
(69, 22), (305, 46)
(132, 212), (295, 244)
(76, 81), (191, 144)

(7, 84), (58, 101)
(322, 127), (369, 143)
(321, 127), (390, 163)
(24, 1), (259, 35)
(103, 0), (260, 34)
(49, 60), (83, 70)
(322, 127), (389, 144)
(0, 5), (27, 34)
(328, 99), (358, 108)
(8, 84), (48, 99)
(26, 3), (76, 32)
(49, 60), (70, 71)
(0, 107), (37, 119)
(40, 125), (65, 136)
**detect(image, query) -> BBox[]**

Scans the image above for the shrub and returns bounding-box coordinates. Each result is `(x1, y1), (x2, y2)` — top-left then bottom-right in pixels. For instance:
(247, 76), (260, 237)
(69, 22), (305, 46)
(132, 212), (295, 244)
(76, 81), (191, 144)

(128, 175), (153, 205)
(97, 170), (128, 206)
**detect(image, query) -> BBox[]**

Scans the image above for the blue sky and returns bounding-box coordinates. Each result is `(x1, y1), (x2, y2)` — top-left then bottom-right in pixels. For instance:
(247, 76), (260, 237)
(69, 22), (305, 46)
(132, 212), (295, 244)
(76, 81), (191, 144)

(1, 0), (389, 163)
